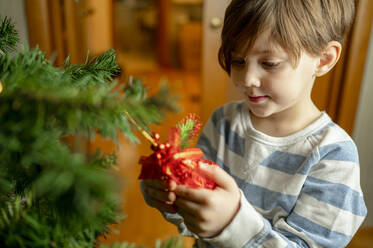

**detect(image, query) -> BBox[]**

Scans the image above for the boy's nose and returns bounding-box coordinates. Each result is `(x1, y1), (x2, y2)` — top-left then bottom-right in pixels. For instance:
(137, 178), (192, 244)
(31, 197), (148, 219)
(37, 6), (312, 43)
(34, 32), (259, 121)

(242, 68), (261, 88)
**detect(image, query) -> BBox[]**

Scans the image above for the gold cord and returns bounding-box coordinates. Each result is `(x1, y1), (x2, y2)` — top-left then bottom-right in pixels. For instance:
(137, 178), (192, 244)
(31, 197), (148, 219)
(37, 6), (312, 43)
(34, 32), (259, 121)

(124, 110), (158, 147)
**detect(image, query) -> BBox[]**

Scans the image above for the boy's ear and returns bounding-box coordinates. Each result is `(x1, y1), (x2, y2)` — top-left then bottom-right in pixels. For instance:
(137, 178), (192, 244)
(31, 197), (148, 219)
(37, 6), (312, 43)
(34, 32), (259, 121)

(315, 41), (342, 77)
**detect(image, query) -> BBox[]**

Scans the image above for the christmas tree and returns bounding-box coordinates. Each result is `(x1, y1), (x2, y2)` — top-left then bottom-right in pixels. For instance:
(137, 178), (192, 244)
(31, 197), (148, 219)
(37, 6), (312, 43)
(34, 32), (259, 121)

(0, 16), (182, 248)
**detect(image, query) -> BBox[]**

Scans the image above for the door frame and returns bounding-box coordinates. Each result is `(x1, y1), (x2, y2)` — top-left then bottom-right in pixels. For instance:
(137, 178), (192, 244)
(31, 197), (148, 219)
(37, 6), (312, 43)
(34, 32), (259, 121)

(335, 0), (373, 135)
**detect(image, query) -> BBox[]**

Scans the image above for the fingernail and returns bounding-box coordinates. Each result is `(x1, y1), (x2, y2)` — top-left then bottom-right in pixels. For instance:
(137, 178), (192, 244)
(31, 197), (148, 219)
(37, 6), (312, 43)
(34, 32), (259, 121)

(169, 180), (177, 190)
(199, 161), (210, 169)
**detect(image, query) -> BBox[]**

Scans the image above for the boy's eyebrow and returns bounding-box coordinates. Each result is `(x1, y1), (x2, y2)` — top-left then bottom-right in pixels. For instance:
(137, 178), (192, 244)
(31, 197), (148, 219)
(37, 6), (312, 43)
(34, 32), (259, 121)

(252, 49), (274, 55)
(231, 48), (282, 57)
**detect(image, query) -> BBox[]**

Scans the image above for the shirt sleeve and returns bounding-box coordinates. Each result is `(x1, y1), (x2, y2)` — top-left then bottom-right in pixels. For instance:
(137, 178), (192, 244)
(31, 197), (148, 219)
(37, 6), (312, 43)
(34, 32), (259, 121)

(202, 140), (367, 248)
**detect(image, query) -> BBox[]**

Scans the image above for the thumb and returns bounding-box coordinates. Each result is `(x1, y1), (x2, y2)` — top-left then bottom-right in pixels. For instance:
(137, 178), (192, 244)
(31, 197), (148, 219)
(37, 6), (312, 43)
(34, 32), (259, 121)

(198, 161), (235, 190)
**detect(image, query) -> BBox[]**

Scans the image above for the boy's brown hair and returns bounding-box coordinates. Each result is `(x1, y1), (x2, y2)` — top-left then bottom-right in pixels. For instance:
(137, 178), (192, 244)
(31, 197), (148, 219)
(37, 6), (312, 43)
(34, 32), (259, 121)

(218, 0), (356, 74)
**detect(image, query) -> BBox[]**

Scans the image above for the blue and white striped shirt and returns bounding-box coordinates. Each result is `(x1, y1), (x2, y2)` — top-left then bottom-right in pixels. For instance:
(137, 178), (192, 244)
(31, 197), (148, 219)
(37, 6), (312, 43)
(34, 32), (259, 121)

(164, 101), (367, 248)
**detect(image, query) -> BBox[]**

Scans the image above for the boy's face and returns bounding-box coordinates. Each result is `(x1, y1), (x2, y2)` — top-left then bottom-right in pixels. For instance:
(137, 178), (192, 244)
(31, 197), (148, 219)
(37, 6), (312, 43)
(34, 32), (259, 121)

(231, 30), (319, 120)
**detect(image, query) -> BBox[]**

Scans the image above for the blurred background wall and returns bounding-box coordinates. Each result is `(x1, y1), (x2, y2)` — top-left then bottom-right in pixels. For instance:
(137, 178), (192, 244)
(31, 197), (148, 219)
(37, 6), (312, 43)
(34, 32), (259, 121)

(354, 24), (373, 227)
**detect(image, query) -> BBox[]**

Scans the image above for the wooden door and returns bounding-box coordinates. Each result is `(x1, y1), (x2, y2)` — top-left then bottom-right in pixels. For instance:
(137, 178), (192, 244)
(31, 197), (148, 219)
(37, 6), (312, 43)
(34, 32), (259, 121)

(201, 0), (373, 135)
(26, 0), (113, 65)
(26, 0), (114, 154)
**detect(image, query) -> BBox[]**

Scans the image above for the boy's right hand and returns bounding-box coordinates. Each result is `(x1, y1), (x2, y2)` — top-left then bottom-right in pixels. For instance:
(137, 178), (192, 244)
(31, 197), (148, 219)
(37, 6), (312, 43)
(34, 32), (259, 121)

(141, 179), (178, 213)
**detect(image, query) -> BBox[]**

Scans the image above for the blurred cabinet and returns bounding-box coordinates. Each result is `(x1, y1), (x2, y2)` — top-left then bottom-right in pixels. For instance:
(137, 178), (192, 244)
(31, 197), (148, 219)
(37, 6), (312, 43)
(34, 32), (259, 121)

(178, 22), (202, 70)
(161, 0), (203, 68)
(114, 0), (203, 70)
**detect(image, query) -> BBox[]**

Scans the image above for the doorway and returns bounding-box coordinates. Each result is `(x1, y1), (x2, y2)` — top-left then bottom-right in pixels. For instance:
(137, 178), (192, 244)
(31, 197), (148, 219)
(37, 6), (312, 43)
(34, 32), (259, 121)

(104, 0), (204, 246)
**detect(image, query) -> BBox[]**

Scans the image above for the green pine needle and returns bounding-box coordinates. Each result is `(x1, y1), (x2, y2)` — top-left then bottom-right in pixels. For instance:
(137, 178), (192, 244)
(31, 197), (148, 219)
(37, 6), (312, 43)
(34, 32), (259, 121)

(177, 114), (201, 149)
(64, 49), (120, 84)
(0, 16), (19, 53)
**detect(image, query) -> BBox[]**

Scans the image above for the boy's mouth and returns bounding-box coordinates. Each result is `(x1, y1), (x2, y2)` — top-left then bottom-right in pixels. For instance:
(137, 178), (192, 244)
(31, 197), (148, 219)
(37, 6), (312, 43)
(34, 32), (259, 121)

(248, 95), (268, 103)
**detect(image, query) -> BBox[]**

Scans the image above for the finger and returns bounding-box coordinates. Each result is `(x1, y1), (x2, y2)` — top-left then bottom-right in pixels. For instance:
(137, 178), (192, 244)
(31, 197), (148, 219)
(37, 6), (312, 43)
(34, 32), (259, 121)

(176, 203), (200, 223)
(175, 197), (201, 214)
(146, 186), (176, 202)
(147, 197), (177, 213)
(168, 179), (177, 191)
(174, 185), (209, 203)
(198, 161), (235, 190)
(142, 179), (169, 191)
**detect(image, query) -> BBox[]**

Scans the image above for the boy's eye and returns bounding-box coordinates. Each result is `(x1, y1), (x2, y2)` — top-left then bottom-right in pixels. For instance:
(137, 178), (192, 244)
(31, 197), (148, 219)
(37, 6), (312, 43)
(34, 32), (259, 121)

(262, 61), (280, 68)
(231, 59), (246, 67)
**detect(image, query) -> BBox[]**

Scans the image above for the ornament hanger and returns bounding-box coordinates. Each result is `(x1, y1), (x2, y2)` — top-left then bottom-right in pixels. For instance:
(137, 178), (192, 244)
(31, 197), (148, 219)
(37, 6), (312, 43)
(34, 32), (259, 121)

(124, 110), (158, 147)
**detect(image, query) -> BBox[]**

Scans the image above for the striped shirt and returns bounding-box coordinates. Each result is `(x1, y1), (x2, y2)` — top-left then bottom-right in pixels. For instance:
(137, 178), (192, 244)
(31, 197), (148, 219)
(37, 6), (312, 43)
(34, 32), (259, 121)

(163, 101), (367, 248)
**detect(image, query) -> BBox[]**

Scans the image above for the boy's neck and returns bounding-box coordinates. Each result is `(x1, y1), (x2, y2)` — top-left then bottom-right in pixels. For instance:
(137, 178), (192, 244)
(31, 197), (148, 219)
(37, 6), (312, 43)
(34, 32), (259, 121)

(250, 102), (322, 137)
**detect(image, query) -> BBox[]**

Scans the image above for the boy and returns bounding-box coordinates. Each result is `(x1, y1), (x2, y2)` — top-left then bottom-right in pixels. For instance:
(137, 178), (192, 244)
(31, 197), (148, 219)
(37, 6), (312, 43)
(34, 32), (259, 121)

(141, 0), (367, 247)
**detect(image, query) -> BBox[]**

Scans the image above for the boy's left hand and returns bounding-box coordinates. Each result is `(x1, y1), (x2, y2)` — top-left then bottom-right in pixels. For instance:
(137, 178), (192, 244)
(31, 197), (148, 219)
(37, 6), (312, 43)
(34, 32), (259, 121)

(174, 162), (241, 238)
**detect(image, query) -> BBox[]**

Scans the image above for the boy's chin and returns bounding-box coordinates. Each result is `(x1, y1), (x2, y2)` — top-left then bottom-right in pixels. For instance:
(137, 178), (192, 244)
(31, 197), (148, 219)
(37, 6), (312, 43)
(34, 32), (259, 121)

(247, 103), (275, 118)
(248, 108), (274, 119)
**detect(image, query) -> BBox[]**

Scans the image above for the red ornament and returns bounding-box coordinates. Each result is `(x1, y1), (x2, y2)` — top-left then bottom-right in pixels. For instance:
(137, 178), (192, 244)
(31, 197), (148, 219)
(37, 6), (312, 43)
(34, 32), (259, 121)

(138, 127), (217, 190)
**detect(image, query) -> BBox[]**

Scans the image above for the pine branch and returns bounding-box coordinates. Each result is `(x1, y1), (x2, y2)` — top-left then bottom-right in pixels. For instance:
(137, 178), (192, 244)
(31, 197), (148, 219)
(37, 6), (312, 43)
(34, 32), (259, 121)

(64, 49), (121, 84)
(0, 16), (180, 248)
(0, 47), (178, 143)
(0, 16), (19, 53)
